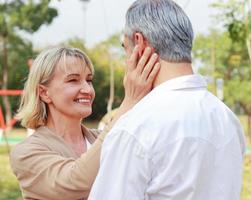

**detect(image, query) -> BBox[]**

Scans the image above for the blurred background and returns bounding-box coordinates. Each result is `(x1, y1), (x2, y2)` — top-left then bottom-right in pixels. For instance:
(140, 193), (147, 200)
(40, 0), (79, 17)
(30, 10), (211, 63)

(0, 0), (250, 199)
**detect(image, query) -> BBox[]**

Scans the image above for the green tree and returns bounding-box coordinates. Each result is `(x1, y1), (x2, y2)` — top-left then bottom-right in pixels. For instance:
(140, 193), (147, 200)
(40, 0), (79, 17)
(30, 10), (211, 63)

(212, 0), (251, 60)
(193, 30), (232, 89)
(0, 0), (57, 129)
(211, 0), (251, 142)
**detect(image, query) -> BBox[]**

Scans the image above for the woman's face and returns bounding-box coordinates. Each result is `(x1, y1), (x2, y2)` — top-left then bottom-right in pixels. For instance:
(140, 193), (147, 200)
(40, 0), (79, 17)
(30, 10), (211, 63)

(42, 56), (95, 120)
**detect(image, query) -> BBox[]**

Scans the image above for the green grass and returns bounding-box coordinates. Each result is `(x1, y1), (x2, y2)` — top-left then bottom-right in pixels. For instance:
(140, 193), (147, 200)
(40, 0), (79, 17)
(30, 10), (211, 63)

(241, 156), (251, 200)
(0, 150), (22, 200)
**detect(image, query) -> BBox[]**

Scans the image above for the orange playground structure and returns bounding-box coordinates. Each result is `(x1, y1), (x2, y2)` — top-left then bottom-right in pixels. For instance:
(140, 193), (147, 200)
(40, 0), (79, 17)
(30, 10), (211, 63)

(0, 89), (23, 130)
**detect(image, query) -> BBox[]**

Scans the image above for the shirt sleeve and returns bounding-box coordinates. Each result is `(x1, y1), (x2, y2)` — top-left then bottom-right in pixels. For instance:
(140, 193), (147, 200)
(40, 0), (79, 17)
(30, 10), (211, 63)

(10, 129), (107, 200)
(88, 128), (152, 200)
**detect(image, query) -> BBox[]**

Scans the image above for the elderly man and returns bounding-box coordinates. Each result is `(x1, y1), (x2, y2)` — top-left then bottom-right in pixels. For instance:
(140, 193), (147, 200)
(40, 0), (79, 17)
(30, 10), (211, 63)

(88, 0), (246, 199)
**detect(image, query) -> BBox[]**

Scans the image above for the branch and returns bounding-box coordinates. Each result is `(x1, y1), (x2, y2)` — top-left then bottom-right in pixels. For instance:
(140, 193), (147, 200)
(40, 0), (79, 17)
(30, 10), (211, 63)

(246, 38), (251, 63)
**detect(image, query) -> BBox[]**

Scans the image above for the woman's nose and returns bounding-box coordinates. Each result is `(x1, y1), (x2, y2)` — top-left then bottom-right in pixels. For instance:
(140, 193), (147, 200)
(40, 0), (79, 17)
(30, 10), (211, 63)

(80, 81), (92, 93)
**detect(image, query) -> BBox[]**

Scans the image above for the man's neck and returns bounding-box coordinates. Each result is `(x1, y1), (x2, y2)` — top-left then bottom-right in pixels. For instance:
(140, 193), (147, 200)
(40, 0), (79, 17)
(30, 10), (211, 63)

(153, 60), (194, 88)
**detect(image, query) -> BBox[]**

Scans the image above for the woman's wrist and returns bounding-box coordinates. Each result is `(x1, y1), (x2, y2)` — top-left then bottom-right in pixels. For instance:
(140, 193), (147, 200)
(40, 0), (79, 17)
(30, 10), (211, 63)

(119, 98), (136, 112)
(106, 99), (134, 129)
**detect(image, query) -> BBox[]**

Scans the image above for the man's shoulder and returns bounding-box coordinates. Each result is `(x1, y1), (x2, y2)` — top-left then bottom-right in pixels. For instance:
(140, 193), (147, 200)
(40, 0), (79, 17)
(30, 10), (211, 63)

(111, 88), (241, 135)
(107, 98), (178, 151)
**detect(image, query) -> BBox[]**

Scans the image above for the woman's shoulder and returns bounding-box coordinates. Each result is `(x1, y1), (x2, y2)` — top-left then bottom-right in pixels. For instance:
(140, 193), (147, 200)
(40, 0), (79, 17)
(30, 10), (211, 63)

(10, 126), (66, 165)
(10, 128), (49, 159)
(82, 125), (101, 144)
(88, 129), (101, 138)
(13, 126), (53, 148)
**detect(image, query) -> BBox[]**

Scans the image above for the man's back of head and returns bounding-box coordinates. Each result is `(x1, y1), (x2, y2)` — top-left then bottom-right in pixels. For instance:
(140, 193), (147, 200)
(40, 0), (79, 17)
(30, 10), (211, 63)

(124, 0), (194, 63)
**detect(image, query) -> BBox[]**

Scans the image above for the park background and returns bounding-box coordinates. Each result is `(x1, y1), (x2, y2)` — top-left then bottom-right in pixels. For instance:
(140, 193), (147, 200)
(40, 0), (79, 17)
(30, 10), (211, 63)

(0, 0), (251, 199)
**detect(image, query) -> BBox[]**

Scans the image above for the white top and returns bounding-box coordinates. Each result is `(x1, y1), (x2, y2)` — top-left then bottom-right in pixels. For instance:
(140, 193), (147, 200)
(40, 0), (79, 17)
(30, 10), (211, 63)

(86, 136), (91, 150)
(88, 74), (246, 200)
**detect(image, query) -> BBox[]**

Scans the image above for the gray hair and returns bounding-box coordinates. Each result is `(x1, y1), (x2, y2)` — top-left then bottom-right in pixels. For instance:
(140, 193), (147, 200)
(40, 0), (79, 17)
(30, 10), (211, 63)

(125, 0), (194, 63)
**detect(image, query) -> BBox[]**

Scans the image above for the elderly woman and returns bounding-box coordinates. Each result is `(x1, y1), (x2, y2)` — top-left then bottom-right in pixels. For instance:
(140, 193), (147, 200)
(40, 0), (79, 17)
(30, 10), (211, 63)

(10, 46), (159, 200)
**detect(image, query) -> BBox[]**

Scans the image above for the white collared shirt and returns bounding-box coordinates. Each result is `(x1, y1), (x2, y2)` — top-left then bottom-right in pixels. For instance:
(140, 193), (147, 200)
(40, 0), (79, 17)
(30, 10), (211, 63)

(88, 74), (246, 200)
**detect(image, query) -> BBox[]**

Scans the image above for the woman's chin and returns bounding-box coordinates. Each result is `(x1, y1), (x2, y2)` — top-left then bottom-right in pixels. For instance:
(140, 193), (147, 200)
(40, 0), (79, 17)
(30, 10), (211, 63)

(80, 110), (92, 119)
(64, 108), (92, 120)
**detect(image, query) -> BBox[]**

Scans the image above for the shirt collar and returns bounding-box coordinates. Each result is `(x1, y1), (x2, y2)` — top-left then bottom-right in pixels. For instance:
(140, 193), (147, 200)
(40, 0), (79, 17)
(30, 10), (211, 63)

(153, 74), (207, 92)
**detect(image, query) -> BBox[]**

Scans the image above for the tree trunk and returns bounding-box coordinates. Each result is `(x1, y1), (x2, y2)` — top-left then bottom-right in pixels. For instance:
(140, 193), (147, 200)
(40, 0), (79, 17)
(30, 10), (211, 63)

(2, 129), (10, 154)
(2, 36), (12, 131)
(211, 39), (216, 95)
(246, 38), (251, 64)
(248, 114), (251, 145)
(244, 0), (251, 64)
(107, 60), (114, 113)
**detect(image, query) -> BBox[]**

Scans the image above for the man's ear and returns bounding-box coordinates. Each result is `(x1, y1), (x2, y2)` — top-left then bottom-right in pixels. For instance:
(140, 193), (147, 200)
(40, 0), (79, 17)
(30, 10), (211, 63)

(133, 32), (148, 57)
(39, 85), (51, 104)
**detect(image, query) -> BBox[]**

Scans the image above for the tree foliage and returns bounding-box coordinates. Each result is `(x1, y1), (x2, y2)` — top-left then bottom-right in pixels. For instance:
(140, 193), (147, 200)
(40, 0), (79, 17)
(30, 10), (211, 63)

(0, 0), (57, 34)
(0, 0), (57, 128)
(211, 0), (251, 60)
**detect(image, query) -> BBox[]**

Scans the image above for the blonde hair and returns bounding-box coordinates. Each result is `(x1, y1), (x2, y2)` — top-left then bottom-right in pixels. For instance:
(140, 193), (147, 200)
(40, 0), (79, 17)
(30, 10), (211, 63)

(16, 46), (94, 129)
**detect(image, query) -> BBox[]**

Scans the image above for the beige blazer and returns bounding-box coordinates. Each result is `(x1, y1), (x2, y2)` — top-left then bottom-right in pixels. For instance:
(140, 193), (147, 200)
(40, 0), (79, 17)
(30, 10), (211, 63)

(10, 126), (107, 200)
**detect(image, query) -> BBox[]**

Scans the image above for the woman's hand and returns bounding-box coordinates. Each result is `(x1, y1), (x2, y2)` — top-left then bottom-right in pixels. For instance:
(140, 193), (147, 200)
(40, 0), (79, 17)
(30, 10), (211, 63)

(121, 45), (160, 109)
(103, 45), (160, 130)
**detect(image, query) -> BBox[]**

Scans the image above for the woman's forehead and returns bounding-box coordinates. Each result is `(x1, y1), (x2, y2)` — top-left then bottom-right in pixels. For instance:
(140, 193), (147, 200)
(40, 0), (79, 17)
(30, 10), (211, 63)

(57, 56), (91, 74)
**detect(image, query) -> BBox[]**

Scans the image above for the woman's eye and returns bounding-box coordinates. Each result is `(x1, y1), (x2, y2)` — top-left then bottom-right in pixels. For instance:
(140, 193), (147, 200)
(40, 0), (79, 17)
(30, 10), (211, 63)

(68, 79), (78, 82)
(87, 79), (93, 84)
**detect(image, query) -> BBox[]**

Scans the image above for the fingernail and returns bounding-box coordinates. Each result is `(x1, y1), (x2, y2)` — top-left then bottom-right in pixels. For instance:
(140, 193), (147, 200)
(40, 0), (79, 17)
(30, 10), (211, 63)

(146, 47), (151, 52)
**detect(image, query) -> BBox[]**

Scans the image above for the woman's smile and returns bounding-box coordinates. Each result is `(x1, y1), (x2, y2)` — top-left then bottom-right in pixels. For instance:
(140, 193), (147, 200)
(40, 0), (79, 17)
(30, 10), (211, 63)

(74, 97), (92, 105)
